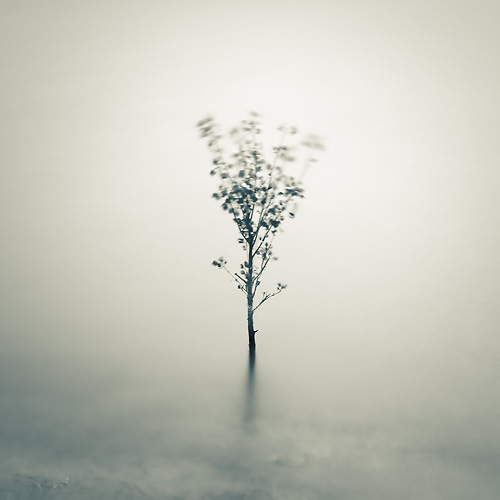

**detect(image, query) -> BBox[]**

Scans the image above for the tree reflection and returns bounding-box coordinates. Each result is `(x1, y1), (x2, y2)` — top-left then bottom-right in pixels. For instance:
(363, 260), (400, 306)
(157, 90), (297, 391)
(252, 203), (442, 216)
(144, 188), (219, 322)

(244, 348), (257, 428)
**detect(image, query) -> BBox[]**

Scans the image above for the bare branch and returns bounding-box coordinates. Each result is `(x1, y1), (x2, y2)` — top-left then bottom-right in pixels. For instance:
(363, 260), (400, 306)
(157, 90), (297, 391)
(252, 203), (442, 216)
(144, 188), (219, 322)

(217, 262), (248, 296)
(253, 286), (285, 312)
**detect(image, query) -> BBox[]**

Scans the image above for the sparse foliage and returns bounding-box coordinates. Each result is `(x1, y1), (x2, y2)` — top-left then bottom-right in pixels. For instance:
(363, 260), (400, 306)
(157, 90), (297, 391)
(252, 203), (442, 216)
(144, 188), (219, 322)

(198, 112), (323, 350)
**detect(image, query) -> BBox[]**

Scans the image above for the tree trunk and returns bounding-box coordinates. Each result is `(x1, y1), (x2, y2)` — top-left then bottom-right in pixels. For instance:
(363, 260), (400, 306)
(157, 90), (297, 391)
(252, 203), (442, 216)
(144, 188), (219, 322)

(247, 240), (256, 351)
(248, 305), (256, 351)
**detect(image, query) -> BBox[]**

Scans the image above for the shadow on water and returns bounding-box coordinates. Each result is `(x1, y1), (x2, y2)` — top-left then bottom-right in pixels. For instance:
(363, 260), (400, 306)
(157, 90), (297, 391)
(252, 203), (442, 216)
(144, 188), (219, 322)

(243, 348), (257, 428)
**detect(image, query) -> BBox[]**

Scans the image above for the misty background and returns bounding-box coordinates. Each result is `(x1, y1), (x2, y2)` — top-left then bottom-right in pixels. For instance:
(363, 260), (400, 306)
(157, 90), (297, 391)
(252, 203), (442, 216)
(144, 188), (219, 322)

(1, 1), (499, 498)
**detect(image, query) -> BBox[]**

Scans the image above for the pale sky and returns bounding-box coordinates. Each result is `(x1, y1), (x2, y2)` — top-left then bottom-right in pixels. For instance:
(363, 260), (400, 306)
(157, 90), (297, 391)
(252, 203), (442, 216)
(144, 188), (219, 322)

(1, 0), (499, 397)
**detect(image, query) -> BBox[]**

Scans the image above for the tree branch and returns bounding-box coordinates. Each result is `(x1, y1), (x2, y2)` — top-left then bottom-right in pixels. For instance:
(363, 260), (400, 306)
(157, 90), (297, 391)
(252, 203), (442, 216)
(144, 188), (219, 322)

(220, 264), (248, 296)
(253, 287), (284, 312)
(252, 131), (287, 244)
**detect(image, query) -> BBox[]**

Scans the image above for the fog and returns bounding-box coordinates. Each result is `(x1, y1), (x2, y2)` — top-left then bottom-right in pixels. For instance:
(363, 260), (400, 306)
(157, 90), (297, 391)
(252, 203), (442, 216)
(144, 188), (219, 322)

(1, 1), (499, 498)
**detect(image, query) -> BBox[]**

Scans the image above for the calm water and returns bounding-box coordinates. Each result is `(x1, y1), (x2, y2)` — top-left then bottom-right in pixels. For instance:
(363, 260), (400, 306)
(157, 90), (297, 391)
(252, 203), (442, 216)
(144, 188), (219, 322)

(1, 322), (499, 500)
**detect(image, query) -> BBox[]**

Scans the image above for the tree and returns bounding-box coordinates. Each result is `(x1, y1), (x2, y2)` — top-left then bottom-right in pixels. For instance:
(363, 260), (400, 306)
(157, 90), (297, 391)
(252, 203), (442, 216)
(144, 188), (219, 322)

(197, 113), (322, 351)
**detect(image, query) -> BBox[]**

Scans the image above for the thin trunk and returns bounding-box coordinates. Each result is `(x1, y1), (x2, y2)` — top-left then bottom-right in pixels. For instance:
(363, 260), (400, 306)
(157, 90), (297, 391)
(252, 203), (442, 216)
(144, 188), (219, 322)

(247, 240), (256, 350)
(248, 305), (255, 350)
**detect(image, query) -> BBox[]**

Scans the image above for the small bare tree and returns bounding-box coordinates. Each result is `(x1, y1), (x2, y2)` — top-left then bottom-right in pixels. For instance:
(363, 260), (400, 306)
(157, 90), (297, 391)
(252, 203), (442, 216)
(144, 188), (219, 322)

(197, 113), (322, 351)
